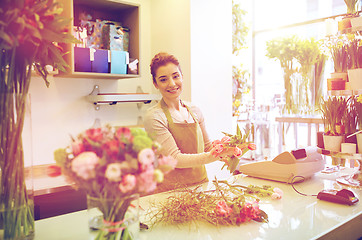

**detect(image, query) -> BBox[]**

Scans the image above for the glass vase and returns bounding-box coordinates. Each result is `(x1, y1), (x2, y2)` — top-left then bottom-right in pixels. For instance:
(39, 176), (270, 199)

(0, 93), (34, 239)
(87, 194), (140, 240)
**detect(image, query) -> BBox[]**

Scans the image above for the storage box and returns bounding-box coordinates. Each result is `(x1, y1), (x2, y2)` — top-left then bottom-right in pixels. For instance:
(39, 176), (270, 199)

(74, 47), (91, 72)
(110, 51), (129, 74)
(91, 49), (109, 73)
(110, 24), (129, 52)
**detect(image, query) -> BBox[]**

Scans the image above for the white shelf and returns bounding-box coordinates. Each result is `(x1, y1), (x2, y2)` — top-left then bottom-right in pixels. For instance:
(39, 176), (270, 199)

(86, 85), (160, 110)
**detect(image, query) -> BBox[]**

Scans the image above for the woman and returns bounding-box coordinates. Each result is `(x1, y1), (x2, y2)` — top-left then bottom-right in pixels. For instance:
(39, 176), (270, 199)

(144, 52), (227, 191)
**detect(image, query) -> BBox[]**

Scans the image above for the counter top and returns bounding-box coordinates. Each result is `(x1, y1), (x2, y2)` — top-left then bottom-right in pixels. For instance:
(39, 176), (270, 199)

(34, 171), (362, 240)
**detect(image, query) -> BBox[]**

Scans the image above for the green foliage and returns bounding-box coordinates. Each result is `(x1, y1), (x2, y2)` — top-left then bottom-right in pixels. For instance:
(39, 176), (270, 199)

(232, 0), (250, 55)
(319, 97), (348, 135)
(344, 0), (360, 15)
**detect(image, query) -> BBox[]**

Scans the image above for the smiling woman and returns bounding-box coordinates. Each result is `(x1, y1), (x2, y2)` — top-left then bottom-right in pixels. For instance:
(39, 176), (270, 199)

(144, 52), (234, 192)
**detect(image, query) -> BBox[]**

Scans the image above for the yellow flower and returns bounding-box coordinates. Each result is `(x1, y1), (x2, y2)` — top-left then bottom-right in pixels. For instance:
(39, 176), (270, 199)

(357, 94), (362, 103)
(234, 99), (241, 107)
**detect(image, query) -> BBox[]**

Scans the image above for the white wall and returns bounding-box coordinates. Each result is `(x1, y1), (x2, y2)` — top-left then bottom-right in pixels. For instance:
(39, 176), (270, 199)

(28, 0), (233, 170)
(149, 0), (191, 101)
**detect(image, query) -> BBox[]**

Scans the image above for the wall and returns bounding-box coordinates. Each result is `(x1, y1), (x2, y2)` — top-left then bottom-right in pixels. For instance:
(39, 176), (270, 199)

(28, 0), (233, 175)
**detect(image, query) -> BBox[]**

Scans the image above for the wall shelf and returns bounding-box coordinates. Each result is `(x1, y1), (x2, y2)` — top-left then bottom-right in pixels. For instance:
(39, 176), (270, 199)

(58, 0), (140, 79)
(86, 85), (160, 110)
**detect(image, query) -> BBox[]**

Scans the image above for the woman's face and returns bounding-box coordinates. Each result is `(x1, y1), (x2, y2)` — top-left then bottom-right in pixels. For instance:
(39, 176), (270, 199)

(154, 63), (183, 101)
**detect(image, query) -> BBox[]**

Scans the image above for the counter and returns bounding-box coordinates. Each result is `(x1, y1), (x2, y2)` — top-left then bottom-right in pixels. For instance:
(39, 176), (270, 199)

(34, 171), (362, 240)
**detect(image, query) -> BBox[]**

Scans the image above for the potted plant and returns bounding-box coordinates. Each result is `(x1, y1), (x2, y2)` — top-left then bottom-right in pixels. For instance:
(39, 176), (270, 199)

(324, 34), (349, 87)
(339, 0), (360, 30)
(319, 96), (348, 152)
(353, 94), (362, 153)
(346, 34), (362, 90)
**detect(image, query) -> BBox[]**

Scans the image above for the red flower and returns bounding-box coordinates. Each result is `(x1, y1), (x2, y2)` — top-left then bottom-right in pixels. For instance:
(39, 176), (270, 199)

(85, 128), (103, 142)
(248, 143), (256, 150)
(46, 165), (62, 177)
(237, 202), (261, 223)
(102, 139), (120, 160)
(116, 127), (133, 142)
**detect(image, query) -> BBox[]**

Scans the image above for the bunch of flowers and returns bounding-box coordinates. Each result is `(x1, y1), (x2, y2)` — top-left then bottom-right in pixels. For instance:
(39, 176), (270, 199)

(54, 125), (176, 239)
(211, 125), (255, 173)
(1, 0), (79, 239)
(54, 125), (176, 197)
(147, 179), (283, 227)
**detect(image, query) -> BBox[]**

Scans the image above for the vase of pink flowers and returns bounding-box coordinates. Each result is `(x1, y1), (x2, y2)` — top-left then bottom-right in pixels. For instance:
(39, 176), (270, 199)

(54, 125), (176, 240)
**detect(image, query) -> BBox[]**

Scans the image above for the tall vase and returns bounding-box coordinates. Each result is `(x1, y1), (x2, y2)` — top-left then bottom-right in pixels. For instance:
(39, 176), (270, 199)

(0, 93), (34, 239)
(87, 194), (140, 240)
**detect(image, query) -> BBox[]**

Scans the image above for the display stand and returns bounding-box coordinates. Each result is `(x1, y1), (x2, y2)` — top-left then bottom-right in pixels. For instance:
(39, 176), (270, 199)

(318, 148), (362, 188)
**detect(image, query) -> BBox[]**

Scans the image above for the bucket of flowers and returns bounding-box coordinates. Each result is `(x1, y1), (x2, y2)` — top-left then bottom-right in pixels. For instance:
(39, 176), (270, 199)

(53, 125), (176, 240)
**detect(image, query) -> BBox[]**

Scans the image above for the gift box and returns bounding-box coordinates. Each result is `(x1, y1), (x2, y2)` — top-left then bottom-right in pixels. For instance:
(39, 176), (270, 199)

(110, 23), (129, 52)
(80, 20), (110, 50)
(91, 49), (109, 73)
(74, 47), (91, 72)
(110, 50), (129, 74)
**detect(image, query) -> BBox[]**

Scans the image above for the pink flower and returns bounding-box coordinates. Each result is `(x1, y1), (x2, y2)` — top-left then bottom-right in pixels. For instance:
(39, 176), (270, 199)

(216, 201), (233, 217)
(212, 140), (221, 147)
(71, 139), (84, 156)
(119, 174), (136, 193)
(137, 170), (157, 193)
(233, 147), (243, 158)
(138, 148), (155, 169)
(105, 163), (123, 182)
(211, 144), (224, 157)
(116, 127), (133, 142)
(237, 201), (261, 223)
(271, 188), (283, 200)
(273, 187), (283, 197)
(248, 143), (256, 150)
(221, 136), (231, 143)
(271, 193), (282, 200)
(71, 152), (99, 180)
(157, 155), (177, 173)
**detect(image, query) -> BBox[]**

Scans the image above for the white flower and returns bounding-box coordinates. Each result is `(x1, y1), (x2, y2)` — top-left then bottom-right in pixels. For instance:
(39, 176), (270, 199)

(105, 163), (123, 182)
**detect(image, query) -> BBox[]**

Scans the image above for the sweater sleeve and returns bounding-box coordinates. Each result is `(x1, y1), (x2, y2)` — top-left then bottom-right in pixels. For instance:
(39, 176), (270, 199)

(143, 103), (217, 168)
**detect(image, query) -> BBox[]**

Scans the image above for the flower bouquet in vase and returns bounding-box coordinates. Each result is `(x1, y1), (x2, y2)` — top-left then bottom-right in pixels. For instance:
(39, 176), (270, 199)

(1, 0), (79, 239)
(54, 125), (176, 240)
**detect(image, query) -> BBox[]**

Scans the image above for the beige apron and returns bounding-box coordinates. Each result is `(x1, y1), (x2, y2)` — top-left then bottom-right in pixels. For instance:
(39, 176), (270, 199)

(156, 99), (208, 192)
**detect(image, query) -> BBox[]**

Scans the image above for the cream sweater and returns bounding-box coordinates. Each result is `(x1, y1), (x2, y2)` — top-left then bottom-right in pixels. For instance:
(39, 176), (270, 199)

(143, 101), (217, 168)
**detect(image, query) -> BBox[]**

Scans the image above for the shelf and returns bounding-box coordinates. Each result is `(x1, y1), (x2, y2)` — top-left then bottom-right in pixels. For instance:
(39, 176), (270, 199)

(86, 85), (161, 110)
(57, 72), (139, 79)
(327, 89), (362, 96)
(58, 0), (140, 79)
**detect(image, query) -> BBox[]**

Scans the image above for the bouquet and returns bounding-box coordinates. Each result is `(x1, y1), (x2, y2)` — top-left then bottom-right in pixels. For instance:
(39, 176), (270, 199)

(54, 125), (176, 240)
(211, 125), (255, 173)
(147, 179), (283, 227)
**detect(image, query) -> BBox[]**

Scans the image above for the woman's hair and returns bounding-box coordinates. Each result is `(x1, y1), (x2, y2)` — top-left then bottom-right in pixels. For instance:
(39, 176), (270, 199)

(150, 52), (182, 84)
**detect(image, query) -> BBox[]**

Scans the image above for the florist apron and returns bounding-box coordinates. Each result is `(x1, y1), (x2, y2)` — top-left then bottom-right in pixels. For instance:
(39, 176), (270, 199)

(157, 99), (208, 192)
